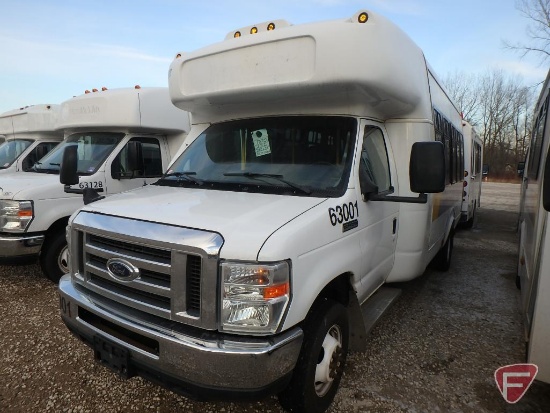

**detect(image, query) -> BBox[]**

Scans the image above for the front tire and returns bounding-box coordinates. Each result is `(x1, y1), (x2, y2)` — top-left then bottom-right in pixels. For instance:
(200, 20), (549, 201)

(432, 231), (454, 271)
(40, 230), (69, 284)
(278, 299), (349, 413)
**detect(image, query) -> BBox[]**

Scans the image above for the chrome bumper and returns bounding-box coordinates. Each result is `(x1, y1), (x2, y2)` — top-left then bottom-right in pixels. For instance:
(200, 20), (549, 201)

(58, 275), (303, 397)
(0, 233), (44, 257)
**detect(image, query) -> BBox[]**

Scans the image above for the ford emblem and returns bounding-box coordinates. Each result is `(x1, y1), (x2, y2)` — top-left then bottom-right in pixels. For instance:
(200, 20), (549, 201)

(106, 258), (140, 282)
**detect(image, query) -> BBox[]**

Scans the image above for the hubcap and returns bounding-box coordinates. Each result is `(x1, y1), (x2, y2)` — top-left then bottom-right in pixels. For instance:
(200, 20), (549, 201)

(314, 324), (343, 397)
(58, 245), (69, 273)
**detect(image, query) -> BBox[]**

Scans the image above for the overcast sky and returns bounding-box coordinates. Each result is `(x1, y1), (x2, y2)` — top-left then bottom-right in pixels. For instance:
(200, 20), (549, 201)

(0, 0), (547, 113)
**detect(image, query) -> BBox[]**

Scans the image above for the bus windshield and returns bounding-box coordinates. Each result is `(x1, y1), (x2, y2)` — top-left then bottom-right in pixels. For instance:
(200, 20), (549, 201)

(0, 139), (33, 169)
(157, 116), (357, 197)
(33, 132), (124, 175)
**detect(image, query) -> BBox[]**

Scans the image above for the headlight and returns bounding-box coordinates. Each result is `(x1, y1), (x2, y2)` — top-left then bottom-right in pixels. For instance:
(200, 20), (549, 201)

(0, 200), (34, 233)
(221, 261), (290, 334)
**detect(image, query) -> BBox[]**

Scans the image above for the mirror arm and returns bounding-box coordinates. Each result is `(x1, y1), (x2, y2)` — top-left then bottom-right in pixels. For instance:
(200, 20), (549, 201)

(369, 193), (428, 204)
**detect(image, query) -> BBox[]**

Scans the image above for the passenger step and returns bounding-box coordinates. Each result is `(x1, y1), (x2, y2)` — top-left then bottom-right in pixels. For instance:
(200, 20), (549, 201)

(349, 286), (402, 351)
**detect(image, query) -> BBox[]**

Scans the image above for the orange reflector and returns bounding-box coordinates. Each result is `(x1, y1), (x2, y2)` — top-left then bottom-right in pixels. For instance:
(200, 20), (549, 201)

(18, 210), (32, 217)
(250, 27), (258, 34)
(234, 31), (241, 38)
(263, 283), (289, 299)
(267, 22), (275, 31)
(358, 12), (368, 23)
(464, 170), (468, 177)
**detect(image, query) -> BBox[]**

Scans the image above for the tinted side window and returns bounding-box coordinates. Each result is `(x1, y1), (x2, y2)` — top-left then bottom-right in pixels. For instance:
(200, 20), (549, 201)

(528, 95), (549, 180)
(112, 137), (162, 179)
(361, 126), (391, 192)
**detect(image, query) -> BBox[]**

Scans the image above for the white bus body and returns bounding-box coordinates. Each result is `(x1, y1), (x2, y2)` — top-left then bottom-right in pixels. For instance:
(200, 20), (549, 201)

(0, 104), (63, 174)
(460, 120), (483, 227)
(58, 11), (463, 412)
(517, 70), (550, 384)
(0, 87), (190, 283)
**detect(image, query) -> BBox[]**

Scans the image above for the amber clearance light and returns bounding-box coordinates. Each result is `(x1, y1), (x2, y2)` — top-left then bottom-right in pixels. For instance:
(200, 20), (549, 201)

(358, 12), (369, 23)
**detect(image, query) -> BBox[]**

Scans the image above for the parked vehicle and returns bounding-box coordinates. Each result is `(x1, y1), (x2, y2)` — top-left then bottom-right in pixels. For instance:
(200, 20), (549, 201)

(0, 104), (63, 174)
(58, 12), (463, 413)
(517, 69), (550, 385)
(0, 87), (190, 283)
(460, 120), (483, 228)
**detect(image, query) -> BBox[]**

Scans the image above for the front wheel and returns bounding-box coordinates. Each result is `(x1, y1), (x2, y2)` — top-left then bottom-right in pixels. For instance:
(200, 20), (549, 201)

(278, 299), (349, 413)
(432, 231), (454, 272)
(40, 230), (69, 284)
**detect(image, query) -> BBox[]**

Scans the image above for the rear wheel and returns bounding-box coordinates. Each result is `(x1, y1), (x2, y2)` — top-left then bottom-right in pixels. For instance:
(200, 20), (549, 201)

(40, 230), (69, 284)
(278, 299), (349, 413)
(463, 206), (476, 229)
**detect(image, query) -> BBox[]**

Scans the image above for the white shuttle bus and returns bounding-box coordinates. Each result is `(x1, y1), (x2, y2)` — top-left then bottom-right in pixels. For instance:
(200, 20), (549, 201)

(0, 87), (190, 283)
(58, 12), (463, 412)
(0, 104), (63, 174)
(460, 120), (483, 227)
(517, 69), (550, 385)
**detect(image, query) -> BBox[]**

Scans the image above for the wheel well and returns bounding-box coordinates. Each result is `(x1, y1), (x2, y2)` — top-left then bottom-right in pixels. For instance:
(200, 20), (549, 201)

(45, 217), (70, 239)
(304, 273), (352, 321)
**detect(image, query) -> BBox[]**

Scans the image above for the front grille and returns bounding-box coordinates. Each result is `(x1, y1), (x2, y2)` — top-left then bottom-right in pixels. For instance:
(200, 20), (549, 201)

(71, 212), (223, 330)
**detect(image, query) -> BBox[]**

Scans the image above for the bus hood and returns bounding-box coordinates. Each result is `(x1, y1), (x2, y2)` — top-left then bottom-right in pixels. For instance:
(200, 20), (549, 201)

(0, 172), (67, 200)
(79, 185), (327, 260)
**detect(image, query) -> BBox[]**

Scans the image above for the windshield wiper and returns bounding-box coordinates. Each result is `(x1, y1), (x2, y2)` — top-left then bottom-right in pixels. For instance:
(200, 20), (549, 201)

(161, 171), (204, 186)
(224, 172), (311, 195)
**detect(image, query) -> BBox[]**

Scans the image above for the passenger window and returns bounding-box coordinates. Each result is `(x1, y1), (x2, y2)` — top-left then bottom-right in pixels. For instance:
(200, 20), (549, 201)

(361, 126), (391, 192)
(112, 137), (163, 179)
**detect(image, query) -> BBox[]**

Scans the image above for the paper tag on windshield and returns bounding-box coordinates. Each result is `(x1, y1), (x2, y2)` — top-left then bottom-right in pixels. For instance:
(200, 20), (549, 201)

(252, 129), (271, 157)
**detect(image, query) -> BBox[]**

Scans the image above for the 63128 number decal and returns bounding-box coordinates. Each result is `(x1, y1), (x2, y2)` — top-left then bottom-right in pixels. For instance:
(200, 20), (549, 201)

(328, 202), (359, 226)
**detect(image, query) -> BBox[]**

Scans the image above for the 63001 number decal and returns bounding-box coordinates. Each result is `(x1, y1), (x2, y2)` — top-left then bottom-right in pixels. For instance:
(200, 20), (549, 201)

(328, 202), (359, 226)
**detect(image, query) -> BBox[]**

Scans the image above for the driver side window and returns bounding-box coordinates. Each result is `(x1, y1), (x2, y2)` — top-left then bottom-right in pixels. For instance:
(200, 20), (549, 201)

(361, 126), (391, 193)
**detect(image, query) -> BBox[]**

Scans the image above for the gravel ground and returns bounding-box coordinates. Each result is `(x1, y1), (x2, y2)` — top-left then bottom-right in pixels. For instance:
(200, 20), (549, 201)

(1, 182), (550, 412)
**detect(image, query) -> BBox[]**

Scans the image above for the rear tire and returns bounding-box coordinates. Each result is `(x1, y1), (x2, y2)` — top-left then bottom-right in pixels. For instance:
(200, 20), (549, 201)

(40, 230), (69, 284)
(463, 206), (475, 229)
(432, 231), (454, 271)
(278, 299), (349, 413)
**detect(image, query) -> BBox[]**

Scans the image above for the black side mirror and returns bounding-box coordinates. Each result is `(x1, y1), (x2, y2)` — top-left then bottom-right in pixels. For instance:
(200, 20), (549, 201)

(410, 141), (445, 193)
(60, 145), (79, 186)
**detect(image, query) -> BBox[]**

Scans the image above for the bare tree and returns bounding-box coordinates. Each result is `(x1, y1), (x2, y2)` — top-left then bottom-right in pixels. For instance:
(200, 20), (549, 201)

(442, 71), (481, 124)
(504, 0), (550, 62)
(443, 70), (535, 178)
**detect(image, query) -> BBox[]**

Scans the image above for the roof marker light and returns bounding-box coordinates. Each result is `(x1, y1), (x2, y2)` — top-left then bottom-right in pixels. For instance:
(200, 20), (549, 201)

(92, 88), (98, 92)
(102, 87), (108, 91)
(250, 26), (258, 34)
(135, 85), (141, 89)
(84, 90), (91, 94)
(234, 31), (241, 38)
(175, 53), (182, 58)
(358, 12), (368, 23)
(267, 22), (275, 31)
